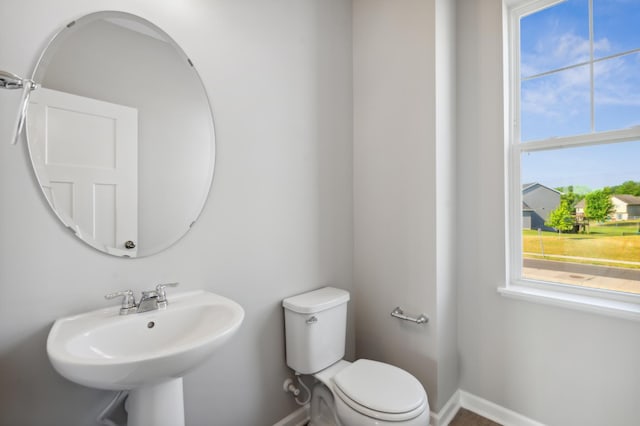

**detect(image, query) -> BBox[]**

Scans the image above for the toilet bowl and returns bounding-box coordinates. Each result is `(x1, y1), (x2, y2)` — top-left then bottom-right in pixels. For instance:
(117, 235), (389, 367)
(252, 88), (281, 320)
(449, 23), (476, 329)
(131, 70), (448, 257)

(282, 287), (430, 426)
(311, 359), (429, 426)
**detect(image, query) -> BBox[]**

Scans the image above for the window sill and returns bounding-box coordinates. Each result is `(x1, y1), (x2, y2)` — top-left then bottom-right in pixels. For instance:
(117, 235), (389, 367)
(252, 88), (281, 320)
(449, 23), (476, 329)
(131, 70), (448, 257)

(498, 283), (640, 321)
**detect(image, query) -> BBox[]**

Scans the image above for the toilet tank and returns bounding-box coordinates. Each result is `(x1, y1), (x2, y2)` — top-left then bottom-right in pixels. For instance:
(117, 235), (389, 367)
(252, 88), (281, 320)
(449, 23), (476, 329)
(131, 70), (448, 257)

(282, 287), (350, 374)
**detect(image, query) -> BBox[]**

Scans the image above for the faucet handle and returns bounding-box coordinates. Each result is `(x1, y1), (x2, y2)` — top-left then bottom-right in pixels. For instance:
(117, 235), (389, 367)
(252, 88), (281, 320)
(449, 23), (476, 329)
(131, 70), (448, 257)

(105, 290), (137, 315)
(156, 282), (179, 304)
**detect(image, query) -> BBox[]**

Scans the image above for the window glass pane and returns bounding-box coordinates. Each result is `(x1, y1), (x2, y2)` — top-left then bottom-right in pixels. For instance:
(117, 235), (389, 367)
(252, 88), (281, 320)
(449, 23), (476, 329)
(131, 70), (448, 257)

(521, 65), (590, 142)
(594, 53), (640, 132)
(521, 141), (640, 295)
(520, 0), (589, 78)
(593, 0), (640, 59)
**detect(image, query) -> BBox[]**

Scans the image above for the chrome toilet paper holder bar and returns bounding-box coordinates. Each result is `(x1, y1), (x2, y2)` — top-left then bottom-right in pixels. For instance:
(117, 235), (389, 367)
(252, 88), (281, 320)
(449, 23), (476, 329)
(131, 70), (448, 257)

(391, 307), (429, 324)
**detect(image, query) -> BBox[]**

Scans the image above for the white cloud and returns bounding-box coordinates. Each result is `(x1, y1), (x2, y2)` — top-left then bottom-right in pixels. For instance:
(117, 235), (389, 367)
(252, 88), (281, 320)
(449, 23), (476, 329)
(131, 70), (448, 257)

(521, 64), (590, 120)
(521, 31), (610, 77)
(521, 30), (640, 128)
(594, 55), (640, 107)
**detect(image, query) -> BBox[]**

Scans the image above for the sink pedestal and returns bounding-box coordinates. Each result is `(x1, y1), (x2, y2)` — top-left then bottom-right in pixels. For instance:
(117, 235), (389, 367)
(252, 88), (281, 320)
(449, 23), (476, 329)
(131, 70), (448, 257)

(127, 378), (185, 426)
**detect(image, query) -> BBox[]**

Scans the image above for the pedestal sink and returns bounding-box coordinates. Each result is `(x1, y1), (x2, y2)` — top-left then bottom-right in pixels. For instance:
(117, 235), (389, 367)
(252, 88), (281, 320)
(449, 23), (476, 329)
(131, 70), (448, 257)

(47, 290), (244, 426)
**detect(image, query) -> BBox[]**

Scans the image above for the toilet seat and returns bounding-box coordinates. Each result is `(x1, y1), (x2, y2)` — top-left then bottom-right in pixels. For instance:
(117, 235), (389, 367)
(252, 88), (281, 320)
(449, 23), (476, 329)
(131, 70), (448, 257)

(332, 359), (427, 421)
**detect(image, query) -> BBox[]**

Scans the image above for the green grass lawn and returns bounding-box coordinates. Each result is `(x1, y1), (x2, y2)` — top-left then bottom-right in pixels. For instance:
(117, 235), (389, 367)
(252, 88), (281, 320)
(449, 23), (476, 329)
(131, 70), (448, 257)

(523, 220), (640, 269)
(586, 220), (640, 236)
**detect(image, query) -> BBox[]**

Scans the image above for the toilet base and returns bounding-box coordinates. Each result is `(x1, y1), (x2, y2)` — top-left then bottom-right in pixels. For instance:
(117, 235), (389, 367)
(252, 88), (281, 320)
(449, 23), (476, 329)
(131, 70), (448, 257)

(310, 383), (340, 426)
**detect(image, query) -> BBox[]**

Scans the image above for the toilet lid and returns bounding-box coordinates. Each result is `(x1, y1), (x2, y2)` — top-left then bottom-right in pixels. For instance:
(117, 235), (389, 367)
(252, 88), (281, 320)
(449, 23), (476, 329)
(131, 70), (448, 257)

(333, 359), (426, 417)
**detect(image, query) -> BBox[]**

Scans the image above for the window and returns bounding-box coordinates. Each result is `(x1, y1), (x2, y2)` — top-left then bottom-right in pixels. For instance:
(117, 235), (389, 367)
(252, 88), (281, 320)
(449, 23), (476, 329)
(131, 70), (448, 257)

(505, 0), (640, 317)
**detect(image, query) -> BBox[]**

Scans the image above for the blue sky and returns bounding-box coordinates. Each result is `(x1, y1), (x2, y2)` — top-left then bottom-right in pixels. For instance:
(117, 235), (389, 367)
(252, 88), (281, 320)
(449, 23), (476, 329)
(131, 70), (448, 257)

(520, 0), (640, 190)
(522, 140), (640, 190)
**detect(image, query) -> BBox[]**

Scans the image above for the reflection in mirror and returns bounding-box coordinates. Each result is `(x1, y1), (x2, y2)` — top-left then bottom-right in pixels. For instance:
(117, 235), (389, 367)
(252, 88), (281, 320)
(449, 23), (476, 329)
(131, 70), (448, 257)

(27, 12), (215, 257)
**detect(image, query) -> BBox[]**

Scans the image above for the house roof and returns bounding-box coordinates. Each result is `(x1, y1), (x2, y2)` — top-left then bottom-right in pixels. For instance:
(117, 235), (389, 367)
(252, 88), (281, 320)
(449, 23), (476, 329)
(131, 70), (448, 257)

(522, 182), (562, 195)
(612, 194), (640, 205)
(522, 201), (533, 211)
(574, 194), (640, 209)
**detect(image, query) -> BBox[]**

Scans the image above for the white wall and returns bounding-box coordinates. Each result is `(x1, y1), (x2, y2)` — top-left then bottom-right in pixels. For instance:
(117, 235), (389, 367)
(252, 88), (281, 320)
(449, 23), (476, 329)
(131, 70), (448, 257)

(0, 0), (353, 425)
(434, 0), (458, 410)
(352, 0), (457, 412)
(456, 1), (640, 425)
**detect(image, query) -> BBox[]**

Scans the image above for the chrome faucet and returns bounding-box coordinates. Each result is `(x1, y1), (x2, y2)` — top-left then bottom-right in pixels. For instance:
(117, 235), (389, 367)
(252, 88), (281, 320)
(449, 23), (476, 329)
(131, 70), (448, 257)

(105, 283), (179, 315)
(137, 289), (161, 313)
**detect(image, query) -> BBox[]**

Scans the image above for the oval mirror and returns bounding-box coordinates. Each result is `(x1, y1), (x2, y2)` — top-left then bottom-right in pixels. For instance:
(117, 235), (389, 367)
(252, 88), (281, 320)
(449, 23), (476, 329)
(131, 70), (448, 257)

(26, 11), (215, 258)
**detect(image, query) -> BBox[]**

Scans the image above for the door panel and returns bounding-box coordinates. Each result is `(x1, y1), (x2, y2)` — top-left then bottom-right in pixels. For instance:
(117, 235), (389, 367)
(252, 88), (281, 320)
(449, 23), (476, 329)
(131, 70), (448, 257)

(28, 88), (139, 256)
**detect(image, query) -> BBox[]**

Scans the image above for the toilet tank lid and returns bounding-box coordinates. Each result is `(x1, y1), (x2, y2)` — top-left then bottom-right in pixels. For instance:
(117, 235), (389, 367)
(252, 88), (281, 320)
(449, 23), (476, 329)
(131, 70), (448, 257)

(283, 287), (350, 314)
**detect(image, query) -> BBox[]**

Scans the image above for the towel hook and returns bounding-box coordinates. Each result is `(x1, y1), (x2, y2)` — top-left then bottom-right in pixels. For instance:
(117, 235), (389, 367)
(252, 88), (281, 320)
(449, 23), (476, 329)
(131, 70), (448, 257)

(0, 70), (40, 145)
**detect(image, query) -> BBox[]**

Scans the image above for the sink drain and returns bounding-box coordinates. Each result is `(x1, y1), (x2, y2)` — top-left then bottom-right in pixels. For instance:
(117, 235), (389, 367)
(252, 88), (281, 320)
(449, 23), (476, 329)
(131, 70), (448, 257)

(147, 321), (155, 329)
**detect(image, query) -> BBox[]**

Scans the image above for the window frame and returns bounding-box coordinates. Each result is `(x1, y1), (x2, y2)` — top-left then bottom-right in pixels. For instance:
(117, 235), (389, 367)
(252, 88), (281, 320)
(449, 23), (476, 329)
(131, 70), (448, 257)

(502, 0), (640, 320)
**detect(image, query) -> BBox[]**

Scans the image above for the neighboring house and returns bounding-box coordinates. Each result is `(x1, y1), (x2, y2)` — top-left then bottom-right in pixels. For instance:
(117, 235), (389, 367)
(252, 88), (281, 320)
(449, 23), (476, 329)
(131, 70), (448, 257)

(522, 201), (534, 230)
(576, 194), (640, 221)
(575, 198), (586, 219)
(611, 194), (640, 220)
(522, 182), (561, 230)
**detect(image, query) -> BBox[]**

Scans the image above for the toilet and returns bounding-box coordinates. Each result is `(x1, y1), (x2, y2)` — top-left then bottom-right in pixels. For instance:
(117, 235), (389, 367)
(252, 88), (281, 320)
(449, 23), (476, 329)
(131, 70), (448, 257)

(283, 287), (430, 426)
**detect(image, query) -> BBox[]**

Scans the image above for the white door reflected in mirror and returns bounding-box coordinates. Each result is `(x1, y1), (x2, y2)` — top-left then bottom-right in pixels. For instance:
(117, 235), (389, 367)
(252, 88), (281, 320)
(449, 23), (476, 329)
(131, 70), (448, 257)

(29, 88), (139, 256)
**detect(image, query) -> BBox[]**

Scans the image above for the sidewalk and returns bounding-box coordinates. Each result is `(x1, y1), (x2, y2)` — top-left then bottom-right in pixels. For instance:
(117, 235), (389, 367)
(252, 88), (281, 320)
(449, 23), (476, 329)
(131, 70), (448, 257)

(523, 252), (640, 267)
(523, 259), (640, 294)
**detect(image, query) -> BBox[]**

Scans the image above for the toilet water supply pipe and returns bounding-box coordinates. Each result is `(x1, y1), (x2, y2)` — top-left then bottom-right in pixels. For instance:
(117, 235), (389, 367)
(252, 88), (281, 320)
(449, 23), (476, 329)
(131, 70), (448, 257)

(284, 373), (311, 406)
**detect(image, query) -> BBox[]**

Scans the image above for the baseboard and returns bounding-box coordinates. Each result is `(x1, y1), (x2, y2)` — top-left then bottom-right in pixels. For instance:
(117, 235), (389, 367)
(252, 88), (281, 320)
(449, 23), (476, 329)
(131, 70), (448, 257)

(458, 390), (545, 426)
(430, 390), (461, 426)
(272, 404), (310, 426)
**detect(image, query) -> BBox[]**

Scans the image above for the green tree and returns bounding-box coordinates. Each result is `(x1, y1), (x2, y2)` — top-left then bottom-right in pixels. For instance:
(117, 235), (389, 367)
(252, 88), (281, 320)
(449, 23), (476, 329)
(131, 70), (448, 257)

(607, 180), (640, 196)
(584, 189), (614, 222)
(546, 200), (574, 233)
(558, 186), (583, 210)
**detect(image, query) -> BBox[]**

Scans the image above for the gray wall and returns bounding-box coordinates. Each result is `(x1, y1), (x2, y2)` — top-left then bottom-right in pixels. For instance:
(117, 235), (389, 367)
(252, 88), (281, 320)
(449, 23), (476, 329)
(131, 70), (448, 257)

(352, 0), (458, 412)
(0, 0), (353, 425)
(456, 1), (640, 425)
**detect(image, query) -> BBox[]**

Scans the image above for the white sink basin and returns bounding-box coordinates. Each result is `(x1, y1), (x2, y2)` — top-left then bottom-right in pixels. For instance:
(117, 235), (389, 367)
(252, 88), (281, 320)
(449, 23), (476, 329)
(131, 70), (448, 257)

(47, 290), (244, 390)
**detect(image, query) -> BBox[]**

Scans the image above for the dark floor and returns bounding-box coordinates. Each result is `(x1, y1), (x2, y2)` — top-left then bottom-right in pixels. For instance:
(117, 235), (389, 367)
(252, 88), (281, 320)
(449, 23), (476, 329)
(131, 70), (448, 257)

(449, 408), (502, 426)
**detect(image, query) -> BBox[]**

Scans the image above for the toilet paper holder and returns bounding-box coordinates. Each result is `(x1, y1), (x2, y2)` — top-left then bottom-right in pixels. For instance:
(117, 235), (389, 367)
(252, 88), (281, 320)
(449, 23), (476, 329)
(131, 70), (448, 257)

(391, 307), (429, 324)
